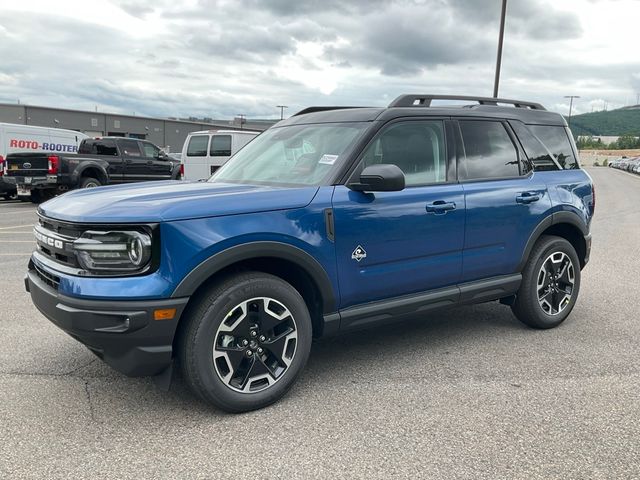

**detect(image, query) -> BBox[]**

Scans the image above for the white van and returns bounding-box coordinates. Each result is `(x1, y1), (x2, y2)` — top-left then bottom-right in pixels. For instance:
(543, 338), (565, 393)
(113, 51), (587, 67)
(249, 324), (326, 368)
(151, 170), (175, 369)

(0, 123), (88, 199)
(181, 130), (259, 180)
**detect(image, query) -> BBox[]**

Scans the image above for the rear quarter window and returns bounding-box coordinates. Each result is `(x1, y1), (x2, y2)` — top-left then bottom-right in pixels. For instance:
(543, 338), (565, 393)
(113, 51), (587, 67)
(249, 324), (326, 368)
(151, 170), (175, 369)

(527, 125), (579, 170)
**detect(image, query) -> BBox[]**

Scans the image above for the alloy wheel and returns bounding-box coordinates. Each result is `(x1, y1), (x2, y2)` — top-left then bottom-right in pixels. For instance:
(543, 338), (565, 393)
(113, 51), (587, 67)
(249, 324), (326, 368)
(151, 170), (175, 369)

(536, 251), (575, 315)
(213, 297), (298, 393)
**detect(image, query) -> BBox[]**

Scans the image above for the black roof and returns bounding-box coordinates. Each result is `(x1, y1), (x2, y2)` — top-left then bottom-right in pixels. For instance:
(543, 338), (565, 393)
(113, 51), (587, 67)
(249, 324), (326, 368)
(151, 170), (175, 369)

(279, 94), (566, 127)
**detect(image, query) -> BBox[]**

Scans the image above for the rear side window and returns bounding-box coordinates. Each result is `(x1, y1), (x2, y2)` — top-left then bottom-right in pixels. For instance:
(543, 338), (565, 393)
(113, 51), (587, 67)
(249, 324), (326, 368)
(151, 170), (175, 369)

(120, 139), (142, 157)
(211, 135), (232, 156)
(527, 125), (579, 170)
(187, 135), (209, 157)
(78, 139), (118, 156)
(458, 121), (520, 180)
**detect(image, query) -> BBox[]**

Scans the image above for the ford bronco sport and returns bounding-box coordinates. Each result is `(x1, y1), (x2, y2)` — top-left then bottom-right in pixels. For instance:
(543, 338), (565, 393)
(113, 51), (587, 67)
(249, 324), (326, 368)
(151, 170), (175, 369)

(25, 95), (594, 412)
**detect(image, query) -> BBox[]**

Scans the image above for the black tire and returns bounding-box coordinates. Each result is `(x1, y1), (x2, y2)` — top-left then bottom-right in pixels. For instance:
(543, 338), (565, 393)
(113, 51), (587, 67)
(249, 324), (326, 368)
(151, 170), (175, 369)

(79, 177), (101, 189)
(29, 190), (43, 204)
(512, 235), (581, 329)
(179, 272), (313, 413)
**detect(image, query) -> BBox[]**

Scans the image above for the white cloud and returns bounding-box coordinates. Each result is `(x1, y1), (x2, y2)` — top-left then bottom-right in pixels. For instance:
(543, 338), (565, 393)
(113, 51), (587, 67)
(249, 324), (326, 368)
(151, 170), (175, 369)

(0, 0), (638, 119)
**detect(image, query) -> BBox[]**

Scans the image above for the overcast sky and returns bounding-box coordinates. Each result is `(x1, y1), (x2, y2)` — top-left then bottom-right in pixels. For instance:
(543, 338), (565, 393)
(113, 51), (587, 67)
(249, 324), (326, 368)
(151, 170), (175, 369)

(0, 0), (638, 120)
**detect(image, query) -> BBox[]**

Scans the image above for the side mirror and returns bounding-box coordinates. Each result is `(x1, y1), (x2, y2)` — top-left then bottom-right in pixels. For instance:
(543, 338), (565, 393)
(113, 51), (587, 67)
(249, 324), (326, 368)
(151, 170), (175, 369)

(349, 164), (405, 192)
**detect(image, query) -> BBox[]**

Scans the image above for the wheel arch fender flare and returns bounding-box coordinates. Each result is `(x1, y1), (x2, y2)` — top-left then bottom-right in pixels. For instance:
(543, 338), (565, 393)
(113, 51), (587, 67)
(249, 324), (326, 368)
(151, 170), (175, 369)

(517, 212), (589, 271)
(72, 161), (109, 185)
(171, 241), (337, 313)
(170, 163), (182, 179)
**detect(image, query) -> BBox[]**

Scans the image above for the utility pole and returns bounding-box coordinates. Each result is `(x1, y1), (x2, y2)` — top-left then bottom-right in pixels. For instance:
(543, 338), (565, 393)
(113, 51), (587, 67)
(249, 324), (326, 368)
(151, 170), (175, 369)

(276, 105), (288, 120)
(236, 114), (246, 130)
(564, 95), (580, 127)
(493, 0), (508, 98)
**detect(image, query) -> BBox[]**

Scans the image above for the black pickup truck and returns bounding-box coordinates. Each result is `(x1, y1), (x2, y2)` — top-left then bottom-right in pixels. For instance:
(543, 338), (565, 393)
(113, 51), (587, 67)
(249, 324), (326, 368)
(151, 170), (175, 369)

(5, 137), (182, 202)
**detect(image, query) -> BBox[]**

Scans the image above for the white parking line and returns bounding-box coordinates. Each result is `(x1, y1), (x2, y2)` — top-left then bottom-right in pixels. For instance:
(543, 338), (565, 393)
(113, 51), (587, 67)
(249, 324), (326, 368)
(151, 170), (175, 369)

(0, 225), (33, 230)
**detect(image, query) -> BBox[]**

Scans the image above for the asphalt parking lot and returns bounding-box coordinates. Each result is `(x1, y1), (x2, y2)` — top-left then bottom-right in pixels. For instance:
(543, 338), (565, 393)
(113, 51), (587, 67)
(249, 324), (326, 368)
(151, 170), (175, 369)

(1, 167), (639, 479)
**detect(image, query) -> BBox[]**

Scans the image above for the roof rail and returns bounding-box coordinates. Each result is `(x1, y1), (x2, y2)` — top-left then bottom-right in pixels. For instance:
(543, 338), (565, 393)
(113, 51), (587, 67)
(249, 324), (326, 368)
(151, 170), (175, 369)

(388, 94), (545, 110)
(293, 106), (369, 117)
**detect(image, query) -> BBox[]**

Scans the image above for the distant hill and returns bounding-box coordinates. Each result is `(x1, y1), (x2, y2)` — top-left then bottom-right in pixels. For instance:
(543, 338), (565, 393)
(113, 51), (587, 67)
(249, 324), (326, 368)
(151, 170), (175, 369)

(568, 106), (640, 136)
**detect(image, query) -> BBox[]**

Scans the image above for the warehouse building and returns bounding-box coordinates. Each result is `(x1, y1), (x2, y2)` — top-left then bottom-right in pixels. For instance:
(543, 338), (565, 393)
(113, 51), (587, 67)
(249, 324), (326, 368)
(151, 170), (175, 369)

(0, 103), (276, 153)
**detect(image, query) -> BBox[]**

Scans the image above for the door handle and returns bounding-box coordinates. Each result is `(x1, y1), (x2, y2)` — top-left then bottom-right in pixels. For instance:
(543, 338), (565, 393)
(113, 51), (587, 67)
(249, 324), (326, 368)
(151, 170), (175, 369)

(426, 200), (456, 214)
(516, 192), (541, 204)
(125, 159), (133, 164)
(146, 161), (154, 165)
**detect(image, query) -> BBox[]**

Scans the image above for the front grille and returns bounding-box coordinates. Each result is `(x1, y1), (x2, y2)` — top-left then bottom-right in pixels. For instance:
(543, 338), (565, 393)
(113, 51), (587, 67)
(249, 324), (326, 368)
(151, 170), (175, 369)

(33, 261), (61, 290)
(34, 217), (82, 269)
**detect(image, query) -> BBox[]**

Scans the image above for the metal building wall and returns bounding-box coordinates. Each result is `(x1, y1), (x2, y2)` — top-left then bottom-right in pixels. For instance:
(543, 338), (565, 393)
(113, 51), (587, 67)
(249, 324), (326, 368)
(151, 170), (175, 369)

(0, 104), (269, 153)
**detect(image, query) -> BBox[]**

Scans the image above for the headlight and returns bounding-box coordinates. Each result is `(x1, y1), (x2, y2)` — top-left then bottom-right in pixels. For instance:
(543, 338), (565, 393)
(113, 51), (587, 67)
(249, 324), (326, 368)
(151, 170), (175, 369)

(73, 230), (152, 273)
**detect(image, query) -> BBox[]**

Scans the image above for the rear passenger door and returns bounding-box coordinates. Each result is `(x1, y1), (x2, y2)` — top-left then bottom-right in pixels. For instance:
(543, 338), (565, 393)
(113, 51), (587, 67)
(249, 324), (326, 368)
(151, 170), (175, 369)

(209, 134), (232, 173)
(79, 139), (124, 182)
(456, 119), (552, 282)
(184, 135), (210, 180)
(332, 119), (465, 310)
(138, 141), (173, 180)
(120, 138), (147, 183)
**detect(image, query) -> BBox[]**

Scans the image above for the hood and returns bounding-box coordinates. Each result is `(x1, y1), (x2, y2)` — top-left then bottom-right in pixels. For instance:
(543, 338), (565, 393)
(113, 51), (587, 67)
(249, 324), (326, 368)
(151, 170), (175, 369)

(38, 181), (320, 223)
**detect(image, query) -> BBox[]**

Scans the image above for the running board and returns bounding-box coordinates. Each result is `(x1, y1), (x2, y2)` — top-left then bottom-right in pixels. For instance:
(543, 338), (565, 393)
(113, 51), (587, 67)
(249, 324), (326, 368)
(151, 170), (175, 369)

(337, 274), (522, 332)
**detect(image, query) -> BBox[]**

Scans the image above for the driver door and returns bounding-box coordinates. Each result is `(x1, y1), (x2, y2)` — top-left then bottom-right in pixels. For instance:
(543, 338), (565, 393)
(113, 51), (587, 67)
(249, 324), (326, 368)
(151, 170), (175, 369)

(331, 119), (465, 311)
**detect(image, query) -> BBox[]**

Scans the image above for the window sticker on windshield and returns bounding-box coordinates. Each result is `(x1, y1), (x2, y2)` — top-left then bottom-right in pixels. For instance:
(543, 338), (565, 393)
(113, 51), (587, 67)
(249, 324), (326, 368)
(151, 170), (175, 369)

(319, 154), (339, 165)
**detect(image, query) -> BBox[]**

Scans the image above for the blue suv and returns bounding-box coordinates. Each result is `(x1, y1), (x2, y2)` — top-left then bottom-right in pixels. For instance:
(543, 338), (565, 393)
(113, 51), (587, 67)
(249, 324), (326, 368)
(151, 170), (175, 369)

(25, 95), (594, 412)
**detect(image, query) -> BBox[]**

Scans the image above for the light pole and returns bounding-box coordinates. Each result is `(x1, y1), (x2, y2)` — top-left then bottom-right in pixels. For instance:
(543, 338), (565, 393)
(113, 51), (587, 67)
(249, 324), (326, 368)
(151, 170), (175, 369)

(276, 105), (288, 120)
(493, 0), (508, 98)
(564, 95), (580, 127)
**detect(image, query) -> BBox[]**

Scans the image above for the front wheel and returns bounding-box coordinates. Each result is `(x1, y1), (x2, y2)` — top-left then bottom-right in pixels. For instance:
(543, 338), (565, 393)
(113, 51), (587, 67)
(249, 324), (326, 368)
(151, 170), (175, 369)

(512, 235), (581, 329)
(179, 272), (313, 413)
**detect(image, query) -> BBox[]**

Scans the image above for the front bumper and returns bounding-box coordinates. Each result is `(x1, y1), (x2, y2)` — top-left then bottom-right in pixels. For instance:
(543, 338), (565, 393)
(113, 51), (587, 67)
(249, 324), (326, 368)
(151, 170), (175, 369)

(25, 269), (189, 377)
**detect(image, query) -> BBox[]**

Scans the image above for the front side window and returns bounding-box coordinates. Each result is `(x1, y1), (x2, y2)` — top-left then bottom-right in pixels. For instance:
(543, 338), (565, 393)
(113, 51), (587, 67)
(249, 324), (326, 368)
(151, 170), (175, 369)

(187, 135), (209, 157)
(141, 142), (160, 158)
(458, 120), (520, 180)
(212, 123), (368, 186)
(528, 125), (579, 169)
(358, 121), (447, 186)
(210, 135), (232, 156)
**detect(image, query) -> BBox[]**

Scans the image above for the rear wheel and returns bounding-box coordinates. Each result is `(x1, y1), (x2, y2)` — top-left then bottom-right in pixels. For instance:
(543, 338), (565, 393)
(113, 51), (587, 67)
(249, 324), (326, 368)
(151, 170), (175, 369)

(79, 177), (101, 189)
(179, 272), (312, 413)
(512, 235), (581, 329)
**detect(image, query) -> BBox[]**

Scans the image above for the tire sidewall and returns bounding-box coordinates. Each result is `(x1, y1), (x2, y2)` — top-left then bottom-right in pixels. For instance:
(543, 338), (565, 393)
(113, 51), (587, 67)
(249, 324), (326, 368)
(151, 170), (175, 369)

(190, 275), (312, 411)
(80, 177), (101, 188)
(523, 237), (581, 328)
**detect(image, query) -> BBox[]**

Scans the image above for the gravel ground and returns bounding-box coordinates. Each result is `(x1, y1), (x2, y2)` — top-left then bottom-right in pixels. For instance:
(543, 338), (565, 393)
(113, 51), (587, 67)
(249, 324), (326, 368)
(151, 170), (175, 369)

(0, 167), (638, 479)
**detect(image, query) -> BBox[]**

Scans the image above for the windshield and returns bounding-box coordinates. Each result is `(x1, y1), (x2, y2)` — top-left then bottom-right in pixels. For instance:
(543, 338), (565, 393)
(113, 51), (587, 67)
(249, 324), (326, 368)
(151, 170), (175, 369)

(210, 122), (368, 186)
